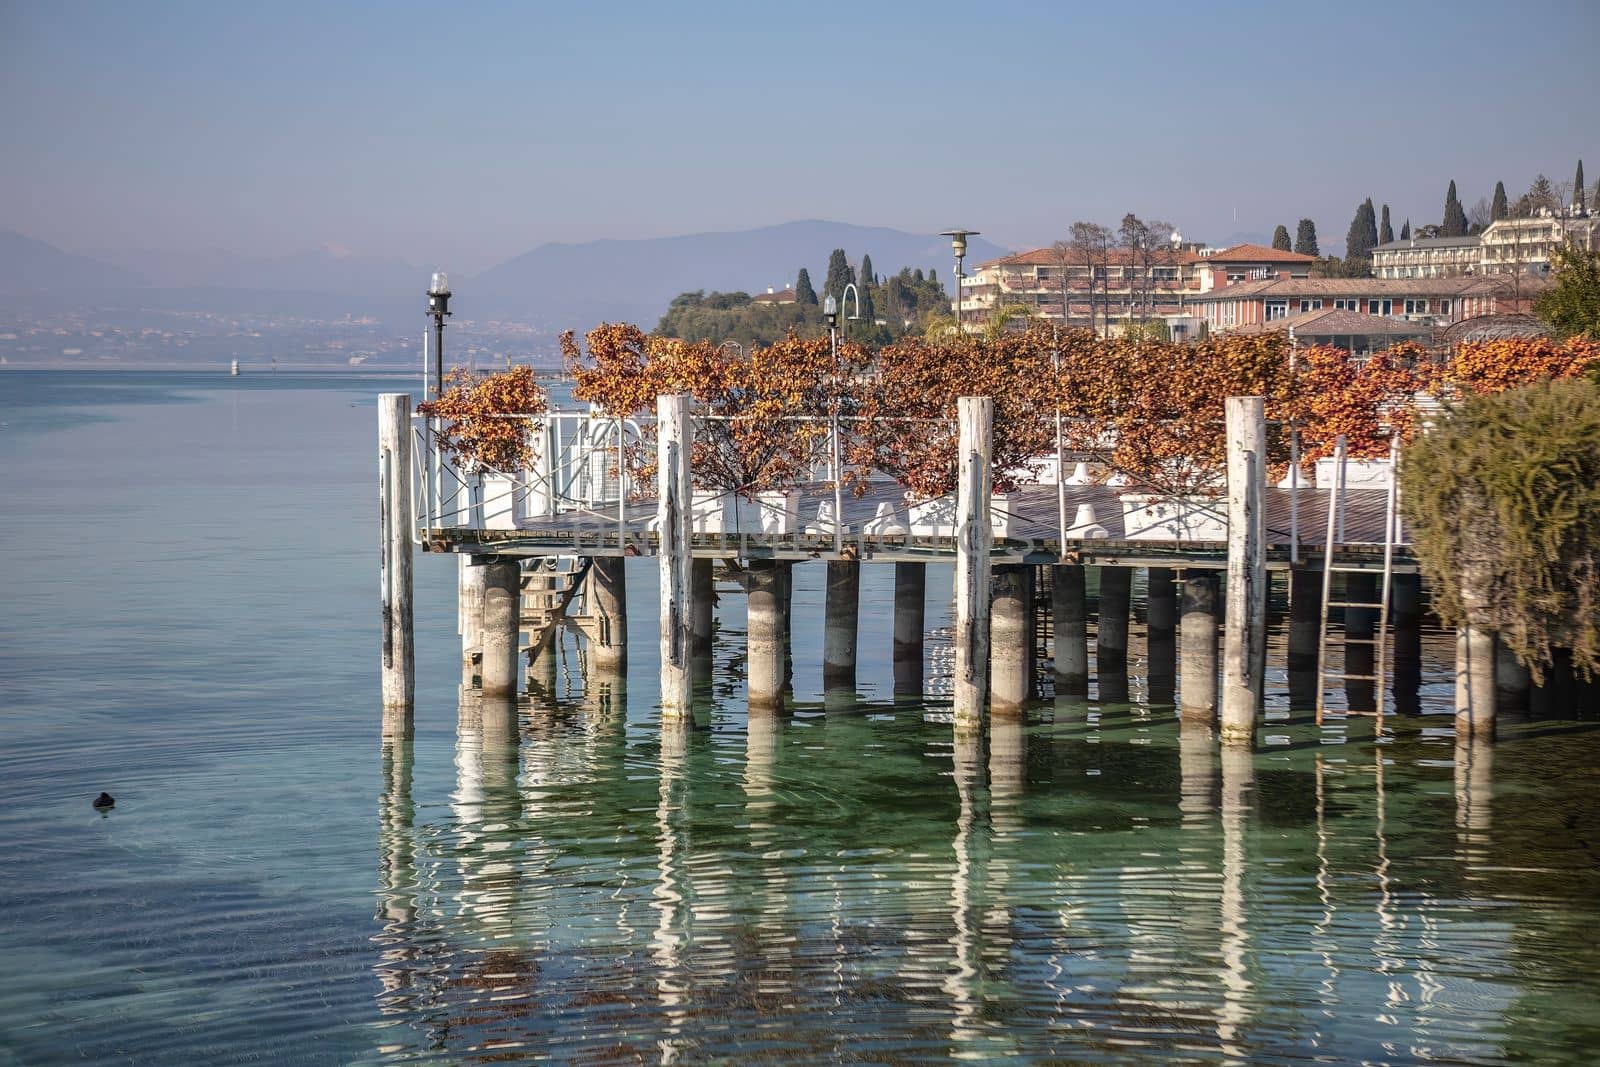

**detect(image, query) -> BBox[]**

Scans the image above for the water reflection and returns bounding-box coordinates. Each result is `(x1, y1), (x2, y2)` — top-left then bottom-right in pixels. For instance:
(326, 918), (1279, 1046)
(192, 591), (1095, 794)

(367, 701), (1600, 1063)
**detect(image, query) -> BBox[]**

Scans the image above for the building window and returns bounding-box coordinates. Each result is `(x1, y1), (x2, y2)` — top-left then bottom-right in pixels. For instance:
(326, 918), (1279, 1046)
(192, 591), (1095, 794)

(1266, 300), (1288, 321)
(1404, 299), (1428, 314)
(1439, 299), (1451, 315)
(1300, 299), (1324, 312)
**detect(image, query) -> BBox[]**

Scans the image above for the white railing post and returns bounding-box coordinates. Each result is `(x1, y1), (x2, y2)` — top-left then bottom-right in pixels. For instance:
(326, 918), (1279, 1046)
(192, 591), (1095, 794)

(1221, 396), (1267, 746)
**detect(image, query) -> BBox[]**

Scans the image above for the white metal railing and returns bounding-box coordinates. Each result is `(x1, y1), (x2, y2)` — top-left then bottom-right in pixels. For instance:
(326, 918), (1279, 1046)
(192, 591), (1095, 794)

(409, 409), (644, 542)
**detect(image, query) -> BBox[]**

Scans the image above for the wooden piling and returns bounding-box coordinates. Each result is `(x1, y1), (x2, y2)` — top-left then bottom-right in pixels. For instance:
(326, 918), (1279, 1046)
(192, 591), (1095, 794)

(953, 396), (994, 732)
(990, 564), (1029, 712)
(1180, 570), (1219, 718)
(1221, 396), (1267, 746)
(893, 562), (926, 697)
(588, 556), (628, 673)
(481, 559), (521, 700)
(746, 559), (785, 710)
(379, 393), (414, 737)
(823, 560), (860, 692)
(657, 394), (694, 718)
(1052, 564), (1089, 696)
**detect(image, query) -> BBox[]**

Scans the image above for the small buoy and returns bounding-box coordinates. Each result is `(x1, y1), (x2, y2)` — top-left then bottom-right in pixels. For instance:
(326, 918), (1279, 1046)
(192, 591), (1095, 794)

(92, 792), (115, 810)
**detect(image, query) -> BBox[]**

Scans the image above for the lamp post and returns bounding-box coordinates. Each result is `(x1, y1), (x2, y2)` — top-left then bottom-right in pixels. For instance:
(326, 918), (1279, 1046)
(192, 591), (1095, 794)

(426, 271), (452, 401)
(1170, 230), (1184, 321)
(941, 229), (979, 335)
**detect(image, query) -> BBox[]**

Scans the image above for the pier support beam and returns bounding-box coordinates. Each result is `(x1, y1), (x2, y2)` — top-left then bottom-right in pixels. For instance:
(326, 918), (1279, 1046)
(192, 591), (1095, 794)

(481, 559), (521, 700)
(953, 396), (994, 732)
(1096, 567), (1132, 703)
(746, 559), (785, 711)
(691, 559), (715, 659)
(1344, 573), (1379, 714)
(1456, 623), (1497, 738)
(991, 565), (1029, 712)
(657, 395), (694, 719)
(893, 562), (926, 697)
(1052, 564), (1089, 697)
(1287, 567), (1322, 674)
(1392, 573), (1422, 715)
(1147, 567), (1177, 704)
(379, 394), (414, 737)
(1495, 638), (1531, 710)
(1221, 396), (1267, 746)
(823, 560), (860, 693)
(1180, 570), (1220, 719)
(588, 556), (628, 674)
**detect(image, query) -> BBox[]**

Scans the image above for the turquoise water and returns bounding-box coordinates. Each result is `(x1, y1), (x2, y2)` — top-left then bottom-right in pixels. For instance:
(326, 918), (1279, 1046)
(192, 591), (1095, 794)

(1, 370), (1598, 1064)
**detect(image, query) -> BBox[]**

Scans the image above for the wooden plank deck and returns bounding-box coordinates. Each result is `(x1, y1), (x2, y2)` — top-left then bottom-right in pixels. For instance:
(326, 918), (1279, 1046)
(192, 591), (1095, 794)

(423, 483), (1409, 571)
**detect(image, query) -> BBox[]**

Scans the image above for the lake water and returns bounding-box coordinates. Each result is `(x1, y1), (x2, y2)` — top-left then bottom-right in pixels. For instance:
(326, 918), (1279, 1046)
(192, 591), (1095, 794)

(1, 370), (1597, 1065)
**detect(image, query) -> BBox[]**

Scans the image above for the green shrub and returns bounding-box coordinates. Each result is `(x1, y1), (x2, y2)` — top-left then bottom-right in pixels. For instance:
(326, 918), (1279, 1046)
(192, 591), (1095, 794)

(1401, 377), (1600, 682)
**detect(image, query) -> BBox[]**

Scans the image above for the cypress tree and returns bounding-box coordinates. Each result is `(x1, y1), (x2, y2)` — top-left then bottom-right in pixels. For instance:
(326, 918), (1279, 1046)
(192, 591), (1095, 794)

(1379, 204), (1394, 245)
(1294, 218), (1320, 257)
(794, 267), (818, 306)
(1491, 181), (1509, 221)
(1442, 180), (1468, 237)
(823, 249), (853, 304)
(1577, 160), (1587, 214)
(857, 254), (876, 322)
(1271, 225), (1292, 251)
(1400, 219), (1411, 241)
(912, 268), (924, 283)
(1345, 199), (1378, 264)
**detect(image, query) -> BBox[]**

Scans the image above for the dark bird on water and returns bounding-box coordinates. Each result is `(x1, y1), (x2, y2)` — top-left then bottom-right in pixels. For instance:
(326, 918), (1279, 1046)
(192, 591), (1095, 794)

(92, 792), (115, 810)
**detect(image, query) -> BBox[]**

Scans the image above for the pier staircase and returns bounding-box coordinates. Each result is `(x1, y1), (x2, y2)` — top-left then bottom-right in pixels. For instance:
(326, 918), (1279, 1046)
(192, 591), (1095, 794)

(1315, 436), (1401, 728)
(520, 556), (593, 665)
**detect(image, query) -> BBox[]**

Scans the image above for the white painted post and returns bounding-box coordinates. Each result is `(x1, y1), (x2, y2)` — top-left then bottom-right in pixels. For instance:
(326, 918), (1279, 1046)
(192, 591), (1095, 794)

(657, 395), (694, 718)
(379, 394), (415, 738)
(459, 556), (488, 688)
(954, 396), (994, 732)
(1221, 396), (1267, 746)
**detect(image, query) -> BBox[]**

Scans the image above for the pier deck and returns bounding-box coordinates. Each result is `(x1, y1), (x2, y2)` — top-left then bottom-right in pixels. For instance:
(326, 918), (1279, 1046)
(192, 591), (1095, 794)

(422, 481), (1409, 572)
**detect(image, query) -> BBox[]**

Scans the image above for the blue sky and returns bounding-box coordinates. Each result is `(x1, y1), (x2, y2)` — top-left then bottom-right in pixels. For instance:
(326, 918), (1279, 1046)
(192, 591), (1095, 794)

(2, 0), (1595, 269)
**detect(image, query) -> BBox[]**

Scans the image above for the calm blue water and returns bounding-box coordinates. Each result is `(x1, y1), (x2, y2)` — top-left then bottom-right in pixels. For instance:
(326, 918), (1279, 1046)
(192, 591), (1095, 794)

(1, 369), (1597, 1065)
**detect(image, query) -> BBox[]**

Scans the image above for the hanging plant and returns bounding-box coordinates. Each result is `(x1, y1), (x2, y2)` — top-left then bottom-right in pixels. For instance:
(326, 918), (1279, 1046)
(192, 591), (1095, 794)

(416, 366), (548, 471)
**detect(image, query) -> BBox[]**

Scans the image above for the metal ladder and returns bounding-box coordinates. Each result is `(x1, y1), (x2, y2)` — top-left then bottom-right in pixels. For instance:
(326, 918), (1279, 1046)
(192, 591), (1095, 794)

(1314, 435), (1401, 727)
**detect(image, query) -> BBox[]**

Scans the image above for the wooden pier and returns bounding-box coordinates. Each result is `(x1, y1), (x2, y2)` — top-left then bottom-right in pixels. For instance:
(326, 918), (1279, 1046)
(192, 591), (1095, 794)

(379, 392), (1502, 748)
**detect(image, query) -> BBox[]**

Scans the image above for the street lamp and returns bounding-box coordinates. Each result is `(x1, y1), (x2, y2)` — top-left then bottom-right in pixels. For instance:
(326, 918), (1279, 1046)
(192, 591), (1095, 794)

(1169, 231), (1184, 318)
(941, 229), (979, 334)
(426, 271), (452, 400)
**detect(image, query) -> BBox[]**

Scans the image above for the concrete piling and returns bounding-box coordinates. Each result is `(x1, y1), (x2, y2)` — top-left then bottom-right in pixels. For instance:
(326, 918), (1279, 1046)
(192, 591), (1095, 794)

(1287, 567), (1322, 675)
(1052, 564), (1089, 697)
(1180, 570), (1220, 718)
(1096, 567), (1132, 703)
(893, 562), (925, 697)
(589, 556), (628, 674)
(823, 560), (860, 693)
(746, 559), (785, 710)
(691, 559), (715, 659)
(1147, 566), (1177, 703)
(990, 564), (1029, 712)
(481, 559), (521, 700)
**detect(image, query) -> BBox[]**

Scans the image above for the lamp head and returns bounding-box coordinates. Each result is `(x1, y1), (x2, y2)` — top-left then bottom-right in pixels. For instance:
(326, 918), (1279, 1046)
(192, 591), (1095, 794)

(823, 294), (839, 330)
(941, 228), (978, 260)
(427, 271), (452, 316)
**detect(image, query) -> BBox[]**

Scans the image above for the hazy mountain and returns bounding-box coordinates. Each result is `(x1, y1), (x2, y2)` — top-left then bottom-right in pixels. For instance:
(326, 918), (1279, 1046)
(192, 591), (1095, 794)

(469, 220), (1009, 328)
(89, 243), (420, 300)
(0, 231), (148, 291)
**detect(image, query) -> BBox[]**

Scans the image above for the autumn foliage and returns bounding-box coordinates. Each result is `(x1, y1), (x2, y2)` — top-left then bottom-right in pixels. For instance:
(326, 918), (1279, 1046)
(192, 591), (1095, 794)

(416, 366), (548, 471)
(549, 324), (1600, 502)
(561, 324), (867, 495)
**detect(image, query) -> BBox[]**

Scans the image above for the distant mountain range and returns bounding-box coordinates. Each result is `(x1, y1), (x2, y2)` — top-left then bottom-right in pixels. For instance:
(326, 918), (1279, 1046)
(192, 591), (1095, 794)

(0, 221), (1009, 333)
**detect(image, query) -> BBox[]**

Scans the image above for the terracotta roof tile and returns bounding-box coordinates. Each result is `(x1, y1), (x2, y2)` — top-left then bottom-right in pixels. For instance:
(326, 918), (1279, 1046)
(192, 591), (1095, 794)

(1204, 243), (1317, 264)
